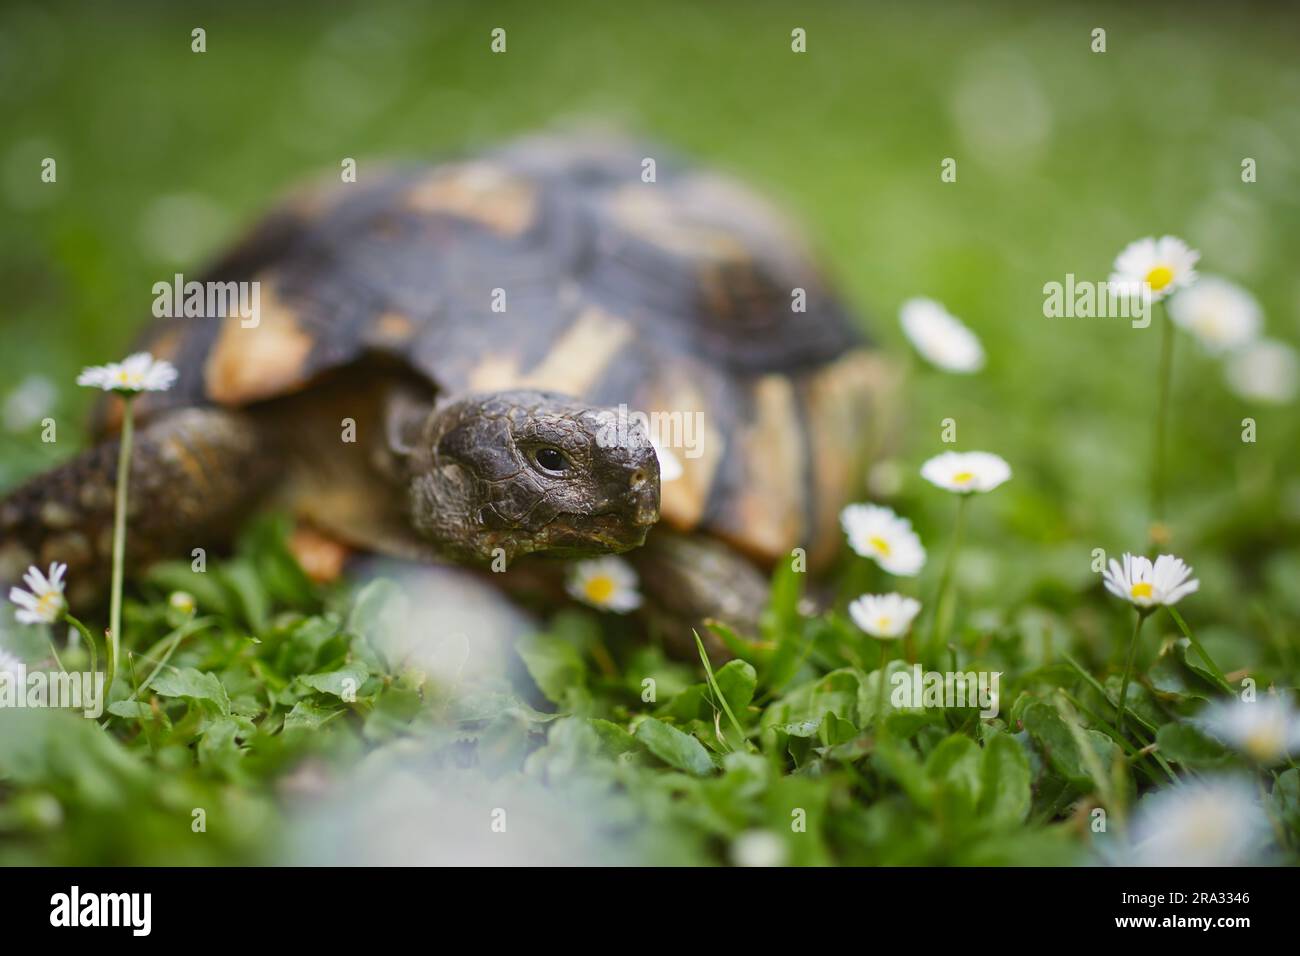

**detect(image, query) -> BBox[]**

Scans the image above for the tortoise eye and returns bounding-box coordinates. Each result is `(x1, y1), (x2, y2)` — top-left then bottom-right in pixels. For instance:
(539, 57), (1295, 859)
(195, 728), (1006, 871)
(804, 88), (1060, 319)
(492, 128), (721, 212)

(533, 446), (570, 473)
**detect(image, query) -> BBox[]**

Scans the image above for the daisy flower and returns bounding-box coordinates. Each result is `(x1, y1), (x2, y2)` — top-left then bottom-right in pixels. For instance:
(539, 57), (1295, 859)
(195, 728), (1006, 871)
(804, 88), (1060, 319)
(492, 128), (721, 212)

(899, 298), (985, 373)
(1128, 777), (1269, 867)
(1102, 553), (1198, 610)
(730, 830), (788, 868)
(1167, 275), (1262, 355)
(848, 593), (922, 639)
(1109, 235), (1200, 302)
(840, 503), (926, 576)
(566, 556), (642, 613)
(1224, 339), (1298, 405)
(169, 591), (197, 615)
(920, 450), (1012, 494)
(7, 561), (68, 625)
(1198, 696), (1300, 765)
(77, 351), (178, 394)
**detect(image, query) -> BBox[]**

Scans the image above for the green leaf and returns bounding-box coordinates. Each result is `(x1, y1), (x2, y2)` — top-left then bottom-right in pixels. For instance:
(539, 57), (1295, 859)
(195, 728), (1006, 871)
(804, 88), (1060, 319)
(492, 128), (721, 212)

(714, 659), (757, 714)
(978, 732), (1032, 825)
(1155, 722), (1232, 768)
(298, 666), (369, 701)
(361, 686), (423, 740)
(197, 716), (246, 771)
(217, 561), (271, 634)
(692, 632), (755, 751)
(588, 718), (638, 756)
(926, 734), (982, 817)
(107, 700), (155, 720)
(760, 561), (806, 691)
(1021, 699), (1091, 791)
(873, 738), (933, 808)
(1273, 768), (1300, 828)
(149, 667), (231, 717)
(516, 633), (587, 705)
(634, 717), (715, 776)
(283, 699), (343, 732)
(706, 619), (765, 665)
(818, 712), (858, 747)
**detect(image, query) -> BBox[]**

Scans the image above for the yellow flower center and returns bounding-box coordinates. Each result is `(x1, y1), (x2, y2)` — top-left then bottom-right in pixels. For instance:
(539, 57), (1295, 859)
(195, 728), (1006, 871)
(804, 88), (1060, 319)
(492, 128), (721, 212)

(952, 471), (975, 484)
(869, 535), (892, 557)
(876, 616), (892, 633)
(583, 576), (616, 605)
(36, 591), (63, 618)
(1145, 265), (1174, 291)
(1245, 723), (1284, 762)
(1130, 582), (1154, 600)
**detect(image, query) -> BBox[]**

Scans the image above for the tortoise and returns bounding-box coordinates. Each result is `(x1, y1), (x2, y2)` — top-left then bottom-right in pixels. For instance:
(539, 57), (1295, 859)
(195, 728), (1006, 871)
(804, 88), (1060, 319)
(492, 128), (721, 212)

(0, 133), (893, 650)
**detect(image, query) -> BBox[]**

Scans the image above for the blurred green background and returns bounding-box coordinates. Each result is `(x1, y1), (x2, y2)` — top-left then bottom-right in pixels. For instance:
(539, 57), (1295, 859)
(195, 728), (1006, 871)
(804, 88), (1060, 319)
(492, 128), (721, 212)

(3, 0), (1297, 613)
(1, 0), (1298, 867)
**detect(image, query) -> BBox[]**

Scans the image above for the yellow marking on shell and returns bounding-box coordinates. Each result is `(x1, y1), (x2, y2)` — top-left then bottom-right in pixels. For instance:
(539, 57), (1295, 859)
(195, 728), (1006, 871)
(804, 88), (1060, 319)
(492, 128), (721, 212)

(466, 355), (520, 392)
(607, 185), (748, 262)
(802, 350), (900, 568)
(711, 374), (804, 562)
(466, 306), (634, 395)
(405, 163), (537, 237)
(288, 523), (351, 584)
(633, 370), (723, 534)
(371, 311), (417, 345)
(204, 285), (315, 405)
(145, 326), (185, 363)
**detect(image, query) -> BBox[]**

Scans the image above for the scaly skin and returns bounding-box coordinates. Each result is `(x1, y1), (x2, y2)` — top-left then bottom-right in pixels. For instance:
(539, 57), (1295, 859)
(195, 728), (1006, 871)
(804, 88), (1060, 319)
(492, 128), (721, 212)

(0, 386), (660, 611)
(0, 407), (277, 608)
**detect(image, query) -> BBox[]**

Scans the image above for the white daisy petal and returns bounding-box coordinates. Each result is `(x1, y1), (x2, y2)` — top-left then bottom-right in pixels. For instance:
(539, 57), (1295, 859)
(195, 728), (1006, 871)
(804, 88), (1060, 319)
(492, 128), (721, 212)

(1101, 552), (1197, 610)
(77, 351), (178, 394)
(6, 561), (68, 625)
(919, 450), (1011, 494)
(1224, 339), (1298, 405)
(1128, 777), (1269, 866)
(1197, 696), (1300, 765)
(899, 298), (985, 373)
(566, 556), (642, 614)
(840, 503), (926, 576)
(847, 592), (922, 639)
(1167, 275), (1262, 355)
(1109, 235), (1200, 303)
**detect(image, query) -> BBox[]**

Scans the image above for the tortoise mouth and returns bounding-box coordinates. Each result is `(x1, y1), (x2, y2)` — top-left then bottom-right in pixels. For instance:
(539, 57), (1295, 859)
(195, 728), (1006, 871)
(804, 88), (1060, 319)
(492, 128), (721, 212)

(537, 510), (656, 556)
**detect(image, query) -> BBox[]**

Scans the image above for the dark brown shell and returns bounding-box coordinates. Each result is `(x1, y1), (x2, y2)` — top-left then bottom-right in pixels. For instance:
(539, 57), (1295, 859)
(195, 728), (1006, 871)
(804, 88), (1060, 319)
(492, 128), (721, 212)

(103, 134), (892, 566)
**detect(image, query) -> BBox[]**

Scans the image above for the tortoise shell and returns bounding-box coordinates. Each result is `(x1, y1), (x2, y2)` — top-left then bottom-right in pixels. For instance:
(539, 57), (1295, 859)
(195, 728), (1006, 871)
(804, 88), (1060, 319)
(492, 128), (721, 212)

(105, 134), (892, 567)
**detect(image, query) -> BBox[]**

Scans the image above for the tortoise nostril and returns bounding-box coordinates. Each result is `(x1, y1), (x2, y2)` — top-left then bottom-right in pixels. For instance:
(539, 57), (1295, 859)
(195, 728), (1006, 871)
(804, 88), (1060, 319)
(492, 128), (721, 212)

(629, 468), (647, 490)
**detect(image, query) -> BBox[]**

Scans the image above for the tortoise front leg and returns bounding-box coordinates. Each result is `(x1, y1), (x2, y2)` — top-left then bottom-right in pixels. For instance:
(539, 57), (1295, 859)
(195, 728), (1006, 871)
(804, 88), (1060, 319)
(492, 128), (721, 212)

(0, 407), (280, 608)
(627, 529), (770, 661)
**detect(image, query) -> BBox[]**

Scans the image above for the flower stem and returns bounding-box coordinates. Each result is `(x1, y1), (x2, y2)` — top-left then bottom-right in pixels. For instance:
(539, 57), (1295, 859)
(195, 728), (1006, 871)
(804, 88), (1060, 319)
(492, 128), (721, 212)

(1150, 302), (1175, 524)
(929, 494), (969, 659)
(65, 612), (98, 678)
(1115, 610), (1147, 735)
(107, 396), (135, 696)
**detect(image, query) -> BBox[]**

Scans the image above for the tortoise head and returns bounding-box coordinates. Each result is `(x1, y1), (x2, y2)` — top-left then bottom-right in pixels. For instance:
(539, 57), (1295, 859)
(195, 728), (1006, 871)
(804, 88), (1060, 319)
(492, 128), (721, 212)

(398, 389), (660, 564)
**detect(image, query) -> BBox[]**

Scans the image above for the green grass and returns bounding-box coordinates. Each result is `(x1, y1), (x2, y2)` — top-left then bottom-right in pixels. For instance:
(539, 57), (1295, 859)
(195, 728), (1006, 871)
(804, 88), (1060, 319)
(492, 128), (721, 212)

(1, 0), (1299, 865)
